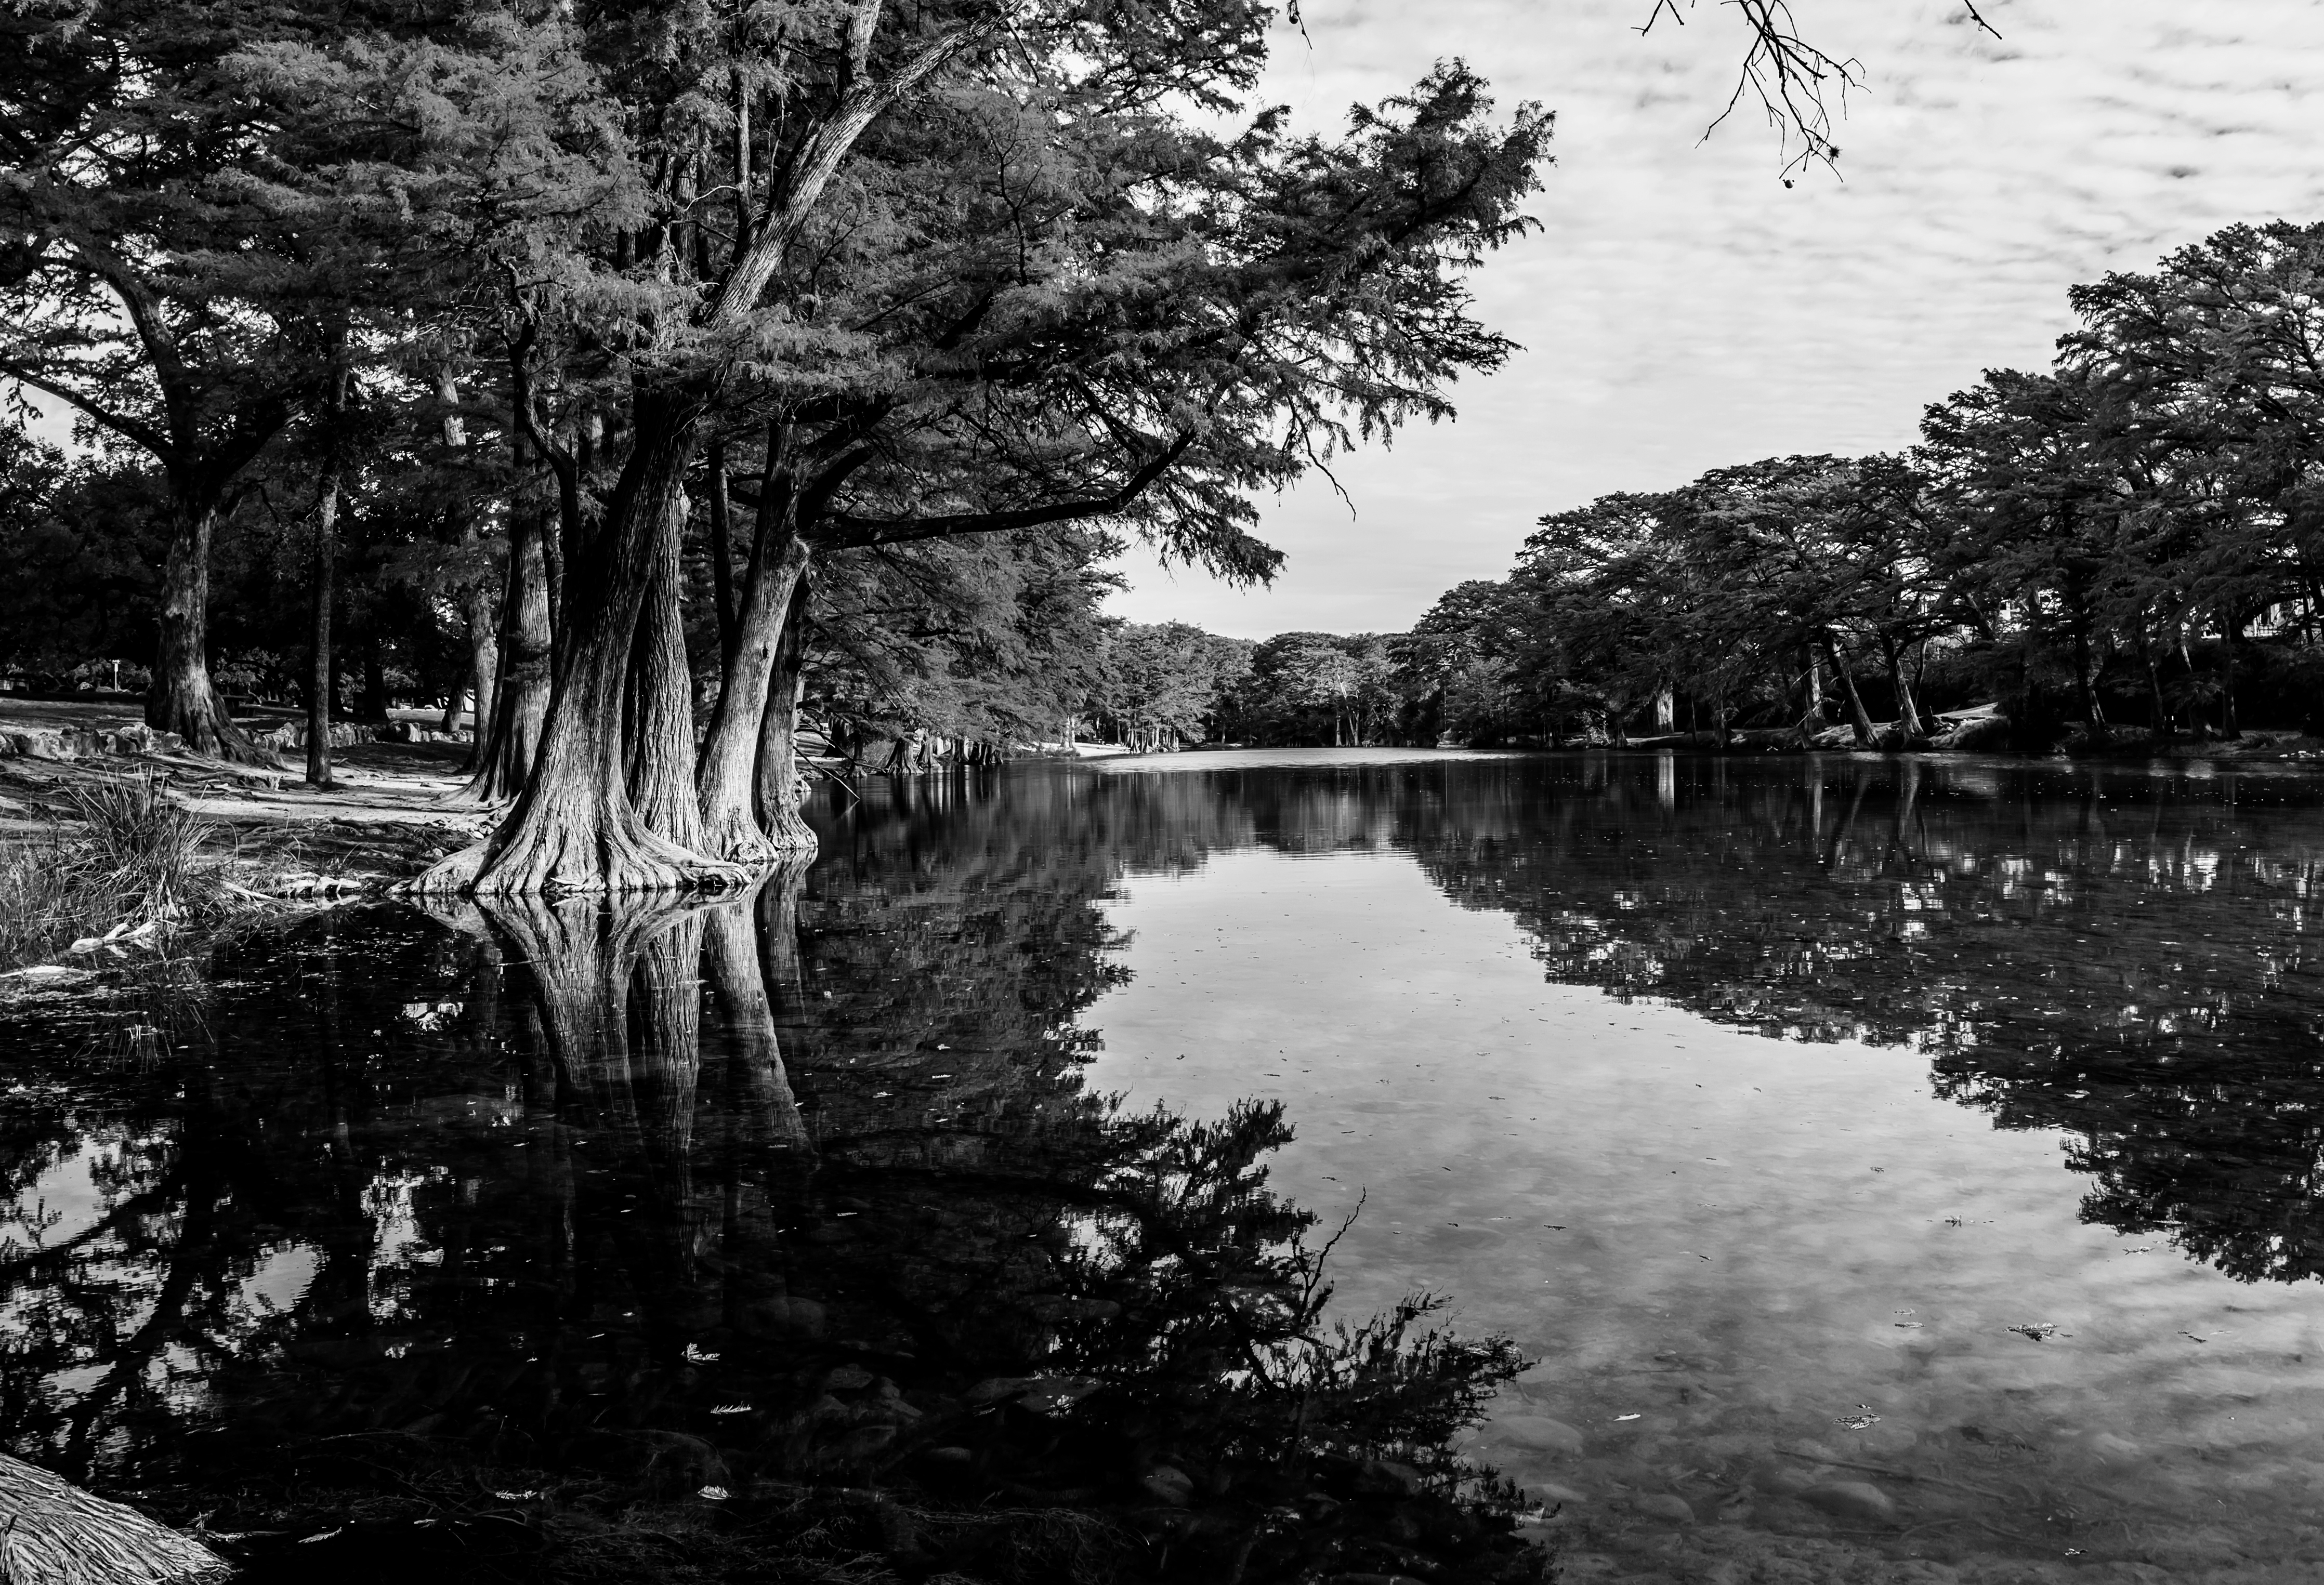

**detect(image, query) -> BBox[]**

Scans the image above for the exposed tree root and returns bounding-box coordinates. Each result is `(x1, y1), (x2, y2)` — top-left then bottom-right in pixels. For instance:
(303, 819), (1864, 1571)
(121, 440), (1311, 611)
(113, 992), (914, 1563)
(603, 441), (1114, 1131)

(405, 841), (489, 896)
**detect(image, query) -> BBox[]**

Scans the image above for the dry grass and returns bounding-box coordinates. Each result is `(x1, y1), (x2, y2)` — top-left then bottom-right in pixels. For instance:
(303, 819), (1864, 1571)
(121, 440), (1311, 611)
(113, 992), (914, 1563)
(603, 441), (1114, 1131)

(0, 772), (240, 974)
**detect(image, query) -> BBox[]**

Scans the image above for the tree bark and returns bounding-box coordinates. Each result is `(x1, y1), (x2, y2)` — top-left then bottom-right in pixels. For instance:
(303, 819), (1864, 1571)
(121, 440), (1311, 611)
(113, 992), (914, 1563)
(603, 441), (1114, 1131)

(2071, 607), (2106, 734)
(752, 569), (819, 853)
(421, 404), (739, 895)
(1881, 630), (1925, 737)
(1821, 629), (1876, 745)
(2220, 607), (2241, 736)
(149, 501), (269, 764)
(306, 474), (340, 788)
(698, 532), (812, 860)
(706, 439), (739, 665)
(463, 504), (555, 802)
(625, 487), (707, 854)
(463, 582), (498, 762)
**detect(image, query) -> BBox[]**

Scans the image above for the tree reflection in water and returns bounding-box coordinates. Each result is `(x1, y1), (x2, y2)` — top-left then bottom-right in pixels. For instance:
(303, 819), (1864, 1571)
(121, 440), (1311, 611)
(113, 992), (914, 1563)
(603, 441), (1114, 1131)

(1396, 755), (2324, 1286)
(0, 842), (1537, 1583)
(846, 752), (2324, 1289)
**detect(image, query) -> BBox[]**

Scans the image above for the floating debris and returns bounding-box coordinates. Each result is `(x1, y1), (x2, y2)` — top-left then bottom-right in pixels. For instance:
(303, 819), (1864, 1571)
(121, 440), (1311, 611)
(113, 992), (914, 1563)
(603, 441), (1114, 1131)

(2008, 1323), (2063, 1342)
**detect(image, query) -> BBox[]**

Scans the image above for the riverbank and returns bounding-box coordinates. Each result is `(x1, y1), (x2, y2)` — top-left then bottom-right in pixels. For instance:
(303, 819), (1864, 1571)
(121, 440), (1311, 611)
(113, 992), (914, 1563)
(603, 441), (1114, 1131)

(0, 698), (489, 975)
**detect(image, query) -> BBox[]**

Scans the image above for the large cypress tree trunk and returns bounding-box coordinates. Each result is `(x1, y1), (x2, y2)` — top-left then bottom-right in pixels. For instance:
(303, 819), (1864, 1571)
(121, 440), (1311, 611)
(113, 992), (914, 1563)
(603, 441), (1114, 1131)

(149, 500), (268, 764)
(421, 406), (738, 895)
(752, 576), (819, 853)
(697, 534), (811, 860)
(625, 492), (706, 853)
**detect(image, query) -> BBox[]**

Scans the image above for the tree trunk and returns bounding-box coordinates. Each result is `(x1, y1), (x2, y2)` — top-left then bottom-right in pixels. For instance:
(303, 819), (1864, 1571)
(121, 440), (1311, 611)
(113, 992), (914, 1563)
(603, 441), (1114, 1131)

(2071, 608), (2106, 734)
(1881, 630), (1925, 737)
(148, 500), (268, 764)
(1821, 629), (1876, 745)
(751, 570), (818, 852)
(699, 530), (811, 860)
(463, 509), (554, 802)
(2220, 608), (2241, 736)
(706, 439), (739, 665)
(625, 490), (706, 853)
(306, 473), (340, 787)
(423, 406), (739, 895)
(463, 582), (498, 760)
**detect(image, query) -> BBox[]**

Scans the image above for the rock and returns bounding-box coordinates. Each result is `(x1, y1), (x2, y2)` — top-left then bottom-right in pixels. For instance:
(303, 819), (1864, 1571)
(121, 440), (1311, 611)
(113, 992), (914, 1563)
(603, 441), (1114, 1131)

(741, 1296), (825, 1338)
(2080, 1431), (2142, 1465)
(1799, 1480), (1896, 1525)
(2, 729), (75, 761)
(1141, 1466), (1194, 1506)
(1494, 1415), (1586, 1456)
(827, 1424), (897, 1463)
(1749, 1462), (1816, 1497)
(1017, 1375), (1102, 1415)
(1632, 1492), (1695, 1524)
(964, 1376), (1035, 1406)
(1353, 1458), (1424, 1497)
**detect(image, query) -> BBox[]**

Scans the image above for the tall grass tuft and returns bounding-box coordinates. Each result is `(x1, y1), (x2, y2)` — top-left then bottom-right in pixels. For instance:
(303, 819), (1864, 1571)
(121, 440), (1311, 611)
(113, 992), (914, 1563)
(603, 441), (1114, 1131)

(1, 773), (229, 973)
(59, 772), (218, 924)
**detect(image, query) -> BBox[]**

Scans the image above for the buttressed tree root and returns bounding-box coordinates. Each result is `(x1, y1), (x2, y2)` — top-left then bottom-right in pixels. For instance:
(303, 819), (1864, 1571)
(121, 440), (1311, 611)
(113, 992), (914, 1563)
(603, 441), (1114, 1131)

(0, 1451), (229, 1585)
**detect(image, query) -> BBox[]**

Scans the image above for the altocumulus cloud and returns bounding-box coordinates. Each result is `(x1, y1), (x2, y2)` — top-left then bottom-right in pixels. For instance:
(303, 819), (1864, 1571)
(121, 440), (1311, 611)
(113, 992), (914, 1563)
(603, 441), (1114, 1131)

(1107, 0), (2324, 637)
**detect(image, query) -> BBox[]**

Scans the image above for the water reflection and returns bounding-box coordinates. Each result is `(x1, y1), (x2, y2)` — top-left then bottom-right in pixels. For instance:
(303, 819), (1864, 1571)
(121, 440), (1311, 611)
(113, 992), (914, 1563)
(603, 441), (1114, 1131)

(14, 750), (2324, 1580)
(0, 838), (1534, 1583)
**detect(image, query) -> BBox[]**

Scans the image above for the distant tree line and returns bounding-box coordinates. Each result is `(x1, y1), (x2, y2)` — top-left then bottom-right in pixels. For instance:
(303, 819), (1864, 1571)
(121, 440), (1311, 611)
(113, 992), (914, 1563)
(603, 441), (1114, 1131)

(1414, 221), (2324, 751)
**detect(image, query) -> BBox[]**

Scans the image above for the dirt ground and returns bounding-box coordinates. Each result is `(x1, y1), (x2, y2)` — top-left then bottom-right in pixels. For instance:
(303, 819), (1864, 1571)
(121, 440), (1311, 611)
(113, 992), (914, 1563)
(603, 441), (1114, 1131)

(0, 695), (493, 886)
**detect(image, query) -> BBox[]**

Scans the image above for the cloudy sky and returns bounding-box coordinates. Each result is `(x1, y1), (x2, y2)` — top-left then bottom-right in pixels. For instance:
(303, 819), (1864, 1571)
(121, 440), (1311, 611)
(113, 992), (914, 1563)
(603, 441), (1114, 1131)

(1104, 0), (2324, 638)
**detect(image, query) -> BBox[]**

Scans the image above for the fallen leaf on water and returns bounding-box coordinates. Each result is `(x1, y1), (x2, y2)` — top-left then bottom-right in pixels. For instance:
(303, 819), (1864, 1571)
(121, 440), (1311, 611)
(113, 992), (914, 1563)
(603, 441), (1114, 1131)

(2008, 1323), (2063, 1342)
(698, 1486), (731, 1500)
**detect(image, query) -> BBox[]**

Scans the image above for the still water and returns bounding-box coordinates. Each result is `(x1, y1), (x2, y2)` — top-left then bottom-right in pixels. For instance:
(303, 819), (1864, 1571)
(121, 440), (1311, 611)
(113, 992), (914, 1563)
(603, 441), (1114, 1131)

(6, 750), (2324, 1581)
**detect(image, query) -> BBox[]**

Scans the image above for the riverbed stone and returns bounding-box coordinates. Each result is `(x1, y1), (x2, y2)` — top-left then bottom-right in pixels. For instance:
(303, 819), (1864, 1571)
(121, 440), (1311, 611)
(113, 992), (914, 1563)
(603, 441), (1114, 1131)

(1141, 1465), (1194, 1506)
(1798, 1481), (1897, 1525)
(1495, 1414), (1586, 1455)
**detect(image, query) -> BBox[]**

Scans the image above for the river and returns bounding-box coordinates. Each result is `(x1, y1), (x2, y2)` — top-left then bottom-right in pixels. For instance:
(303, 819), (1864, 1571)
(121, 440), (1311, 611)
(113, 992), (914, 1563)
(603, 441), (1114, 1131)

(5, 748), (2322, 1582)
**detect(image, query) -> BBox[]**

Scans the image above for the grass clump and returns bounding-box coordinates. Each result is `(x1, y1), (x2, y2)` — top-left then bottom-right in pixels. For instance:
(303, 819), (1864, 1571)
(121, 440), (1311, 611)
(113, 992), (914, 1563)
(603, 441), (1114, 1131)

(0, 772), (233, 973)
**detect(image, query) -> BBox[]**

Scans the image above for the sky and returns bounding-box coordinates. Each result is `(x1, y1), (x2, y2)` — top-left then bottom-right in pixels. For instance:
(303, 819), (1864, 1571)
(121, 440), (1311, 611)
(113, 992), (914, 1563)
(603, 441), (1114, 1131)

(1102, 0), (2324, 639)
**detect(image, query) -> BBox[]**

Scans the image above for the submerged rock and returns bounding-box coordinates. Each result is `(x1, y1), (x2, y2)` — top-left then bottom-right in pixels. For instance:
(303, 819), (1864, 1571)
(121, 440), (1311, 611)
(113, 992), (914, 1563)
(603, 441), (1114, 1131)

(1631, 1492), (1696, 1524)
(1798, 1480), (1897, 1525)
(1141, 1466), (1196, 1506)
(1495, 1415), (1586, 1456)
